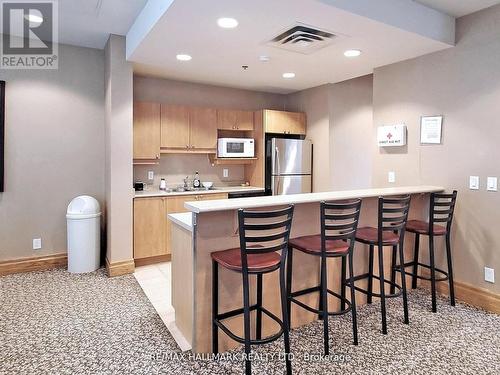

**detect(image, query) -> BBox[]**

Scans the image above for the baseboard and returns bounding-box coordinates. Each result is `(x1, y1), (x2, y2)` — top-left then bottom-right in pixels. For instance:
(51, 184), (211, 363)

(105, 257), (135, 277)
(0, 253), (67, 276)
(420, 270), (500, 314)
(134, 254), (171, 267)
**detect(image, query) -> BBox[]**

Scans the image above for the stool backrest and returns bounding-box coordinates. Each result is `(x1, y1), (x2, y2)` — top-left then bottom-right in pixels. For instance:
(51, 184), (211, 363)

(378, 195), (411, 243)
(320, 199), (362, 254)
(238, 205), (295, 267)
(430, 190), (457, 234)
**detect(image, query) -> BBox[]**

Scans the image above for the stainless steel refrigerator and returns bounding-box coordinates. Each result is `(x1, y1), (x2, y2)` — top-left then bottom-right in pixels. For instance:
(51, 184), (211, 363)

(265, 138), (312, 195)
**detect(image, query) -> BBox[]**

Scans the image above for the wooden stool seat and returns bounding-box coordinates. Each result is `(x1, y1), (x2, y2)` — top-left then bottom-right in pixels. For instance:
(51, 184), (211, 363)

(289, 235), (350, 256)
(211, 247), (280, 273)
(406, 220), (447, 235)
(355, 227), (400, 245)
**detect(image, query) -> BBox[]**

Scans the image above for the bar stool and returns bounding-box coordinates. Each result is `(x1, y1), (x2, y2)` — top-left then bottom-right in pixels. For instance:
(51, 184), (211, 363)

(398, 191), (458, 312)
(211, 205), (294, 375)
(350, 195), (411, 334)
(287, 200), (362, 355)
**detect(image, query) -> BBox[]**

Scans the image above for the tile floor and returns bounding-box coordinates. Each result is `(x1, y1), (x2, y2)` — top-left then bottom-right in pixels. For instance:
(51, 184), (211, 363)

(133, 261), (192, 351)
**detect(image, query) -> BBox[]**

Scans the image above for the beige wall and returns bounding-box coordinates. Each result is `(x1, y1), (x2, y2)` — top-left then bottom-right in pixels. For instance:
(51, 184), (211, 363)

(104, 35), (134, 264)
(285, 85), (331, 192)
(133, 76), (286, 188)
(330, 75), (373, 190)
(0, 44), (105, 261)
(372, 5), (500, 293)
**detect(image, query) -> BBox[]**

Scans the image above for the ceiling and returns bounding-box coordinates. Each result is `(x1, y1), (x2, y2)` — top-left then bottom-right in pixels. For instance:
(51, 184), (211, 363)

(129, 0), (455, 94)
(414, 0), (500, 17)
(58, 0), (147, 49)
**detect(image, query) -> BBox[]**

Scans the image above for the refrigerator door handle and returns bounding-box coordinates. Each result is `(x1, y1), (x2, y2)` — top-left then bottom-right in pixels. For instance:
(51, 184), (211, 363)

(275, 146), (281, 195)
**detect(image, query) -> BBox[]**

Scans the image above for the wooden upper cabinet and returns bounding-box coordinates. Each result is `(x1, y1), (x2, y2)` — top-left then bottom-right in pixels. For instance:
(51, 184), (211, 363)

(217, 109), (254, 131)
(133, 102), (161, 159)
(161, 104), (190, 149)
(133, 198), (166, 259)
(189, 107), (217, 149)
(264, 109), (306, 135)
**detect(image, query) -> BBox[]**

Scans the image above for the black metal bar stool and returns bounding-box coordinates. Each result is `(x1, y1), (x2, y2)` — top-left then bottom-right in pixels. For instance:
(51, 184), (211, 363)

(349, 195), (411, 334)
(287, 199), (362, 355)
(397, 191), (458, 312)
(211, 205), (294, 375)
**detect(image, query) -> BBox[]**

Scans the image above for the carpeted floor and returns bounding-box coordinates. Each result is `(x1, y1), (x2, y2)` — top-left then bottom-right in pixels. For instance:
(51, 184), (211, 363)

(1, 268), (499, 375)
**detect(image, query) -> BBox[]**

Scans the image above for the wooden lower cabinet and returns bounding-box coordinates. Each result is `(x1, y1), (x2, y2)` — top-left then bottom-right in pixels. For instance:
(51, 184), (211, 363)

(134, 193), (228, 262)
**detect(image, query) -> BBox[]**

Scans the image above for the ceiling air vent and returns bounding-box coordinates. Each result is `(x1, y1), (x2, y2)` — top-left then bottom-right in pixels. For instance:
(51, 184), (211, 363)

(265, 23), (336, 55)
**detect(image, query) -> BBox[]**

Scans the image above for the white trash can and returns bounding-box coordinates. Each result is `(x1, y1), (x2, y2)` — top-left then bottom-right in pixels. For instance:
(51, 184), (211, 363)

(66, 196), (101, 273)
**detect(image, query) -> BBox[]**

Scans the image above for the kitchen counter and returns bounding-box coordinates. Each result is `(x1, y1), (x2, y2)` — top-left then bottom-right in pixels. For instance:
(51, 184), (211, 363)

(185, 185), (444, 213)
(134, 185), (264, 198)
(169, 185), (444, 353)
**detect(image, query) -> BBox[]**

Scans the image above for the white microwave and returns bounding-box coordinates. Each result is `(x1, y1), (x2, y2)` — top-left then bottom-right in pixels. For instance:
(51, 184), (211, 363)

(217, 138), (255, 158)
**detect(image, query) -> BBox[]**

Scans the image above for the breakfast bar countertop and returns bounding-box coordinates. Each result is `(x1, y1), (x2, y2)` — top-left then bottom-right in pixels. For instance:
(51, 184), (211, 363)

(184, 186), (444, 213)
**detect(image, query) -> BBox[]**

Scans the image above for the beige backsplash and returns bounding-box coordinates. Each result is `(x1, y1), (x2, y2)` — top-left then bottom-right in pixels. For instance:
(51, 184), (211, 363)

(133, 154), (246, 189)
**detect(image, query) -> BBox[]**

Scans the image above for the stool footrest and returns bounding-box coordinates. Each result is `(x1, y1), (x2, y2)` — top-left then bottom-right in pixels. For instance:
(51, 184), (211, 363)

(289, 286), (352, 316)
(214, 306), (284, 346)
(396, 261), (449, 282)
(345, 275), (403, 299)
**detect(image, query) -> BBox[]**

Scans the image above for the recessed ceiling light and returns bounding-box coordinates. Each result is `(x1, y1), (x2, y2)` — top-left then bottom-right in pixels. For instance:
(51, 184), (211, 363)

(176, 54), (192, 61)
(344, 49), (362, 57)
(282, 72), (295, 79)
(25, 13), (43, 24)
(259, 55), (270, 62)
(217, 17), (238, 29)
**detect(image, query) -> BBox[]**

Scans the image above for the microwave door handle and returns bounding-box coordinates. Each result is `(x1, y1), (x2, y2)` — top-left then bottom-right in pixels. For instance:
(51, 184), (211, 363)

(275, 146), (281, 195)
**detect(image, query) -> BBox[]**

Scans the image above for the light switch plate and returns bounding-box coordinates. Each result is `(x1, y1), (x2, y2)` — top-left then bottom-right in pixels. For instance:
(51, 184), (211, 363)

(487, 177), (498, 191)
(148, 171), (154, 180)
(469, 176), (479, 190)
(33, 238), (42, 250)
(485, 267), (495, 283)
(388, 171), (396, 183)
(223, 168), (229, 178)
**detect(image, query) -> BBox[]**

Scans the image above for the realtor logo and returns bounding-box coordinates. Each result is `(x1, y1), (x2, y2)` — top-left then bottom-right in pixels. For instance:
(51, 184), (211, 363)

(1, 0), (58, 69)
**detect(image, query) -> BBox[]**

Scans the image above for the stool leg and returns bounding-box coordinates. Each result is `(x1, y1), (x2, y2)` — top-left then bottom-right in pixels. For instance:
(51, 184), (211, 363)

(242, 270), (252, 375)
(320, 255), (330, 355)
(367, 244), (374, 304)
(286, 246), (294, 328)
(445, 233), (456, 306)
(256, 273), (263, 340)
(390, 245), (397, 295)
(429, 234), (437, 313)
(340, 256), (347, 311)
(378, 244), (388, 334)
(280, 260), (292, 375)
(348, 253), (359, 345)
(212, 260), (219, 353)
(412, 234), (420, 289)
(398, 239), (409, 324)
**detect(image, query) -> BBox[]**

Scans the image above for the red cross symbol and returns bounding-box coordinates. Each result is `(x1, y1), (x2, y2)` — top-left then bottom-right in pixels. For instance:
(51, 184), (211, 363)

(387, 133), (393, 139)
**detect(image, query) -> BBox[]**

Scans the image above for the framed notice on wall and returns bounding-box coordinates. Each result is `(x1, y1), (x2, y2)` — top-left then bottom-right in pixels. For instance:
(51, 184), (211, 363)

(420, 115), (443, 144)
(0, 81), (4, 192)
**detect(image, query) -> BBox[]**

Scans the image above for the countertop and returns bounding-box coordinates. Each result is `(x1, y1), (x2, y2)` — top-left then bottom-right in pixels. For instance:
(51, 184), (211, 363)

(167, 212), (193, 232)
(134, 185), (265, 198)
(184, 186), (444, 213)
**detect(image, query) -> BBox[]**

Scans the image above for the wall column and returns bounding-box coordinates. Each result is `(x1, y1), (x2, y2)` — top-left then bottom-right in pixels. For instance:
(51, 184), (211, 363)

(104, 34), (134, 276)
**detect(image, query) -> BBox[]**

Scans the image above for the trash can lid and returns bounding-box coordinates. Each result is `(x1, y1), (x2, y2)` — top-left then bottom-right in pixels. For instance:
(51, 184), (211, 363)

(67, 195), (101, 219)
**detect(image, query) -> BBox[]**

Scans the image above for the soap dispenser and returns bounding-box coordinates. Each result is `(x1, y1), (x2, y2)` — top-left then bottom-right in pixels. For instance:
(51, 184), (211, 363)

(159, 178), (167, 191)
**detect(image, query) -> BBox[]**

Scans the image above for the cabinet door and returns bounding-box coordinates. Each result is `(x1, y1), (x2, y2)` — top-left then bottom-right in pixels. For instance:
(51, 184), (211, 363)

(161, 104), (190, 149)
(134, 198), (166, 259)
(217, 109), (239, 130)
(133, 102), (161, 159)
(189, 107), (217, 150)
(264, 110), (306, 135)
(236, 111), (254, 130)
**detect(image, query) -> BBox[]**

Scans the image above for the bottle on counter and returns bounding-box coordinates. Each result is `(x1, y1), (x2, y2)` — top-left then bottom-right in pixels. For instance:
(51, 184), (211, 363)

(159, 178), (167, 191)
(193, 171), (201, 188)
